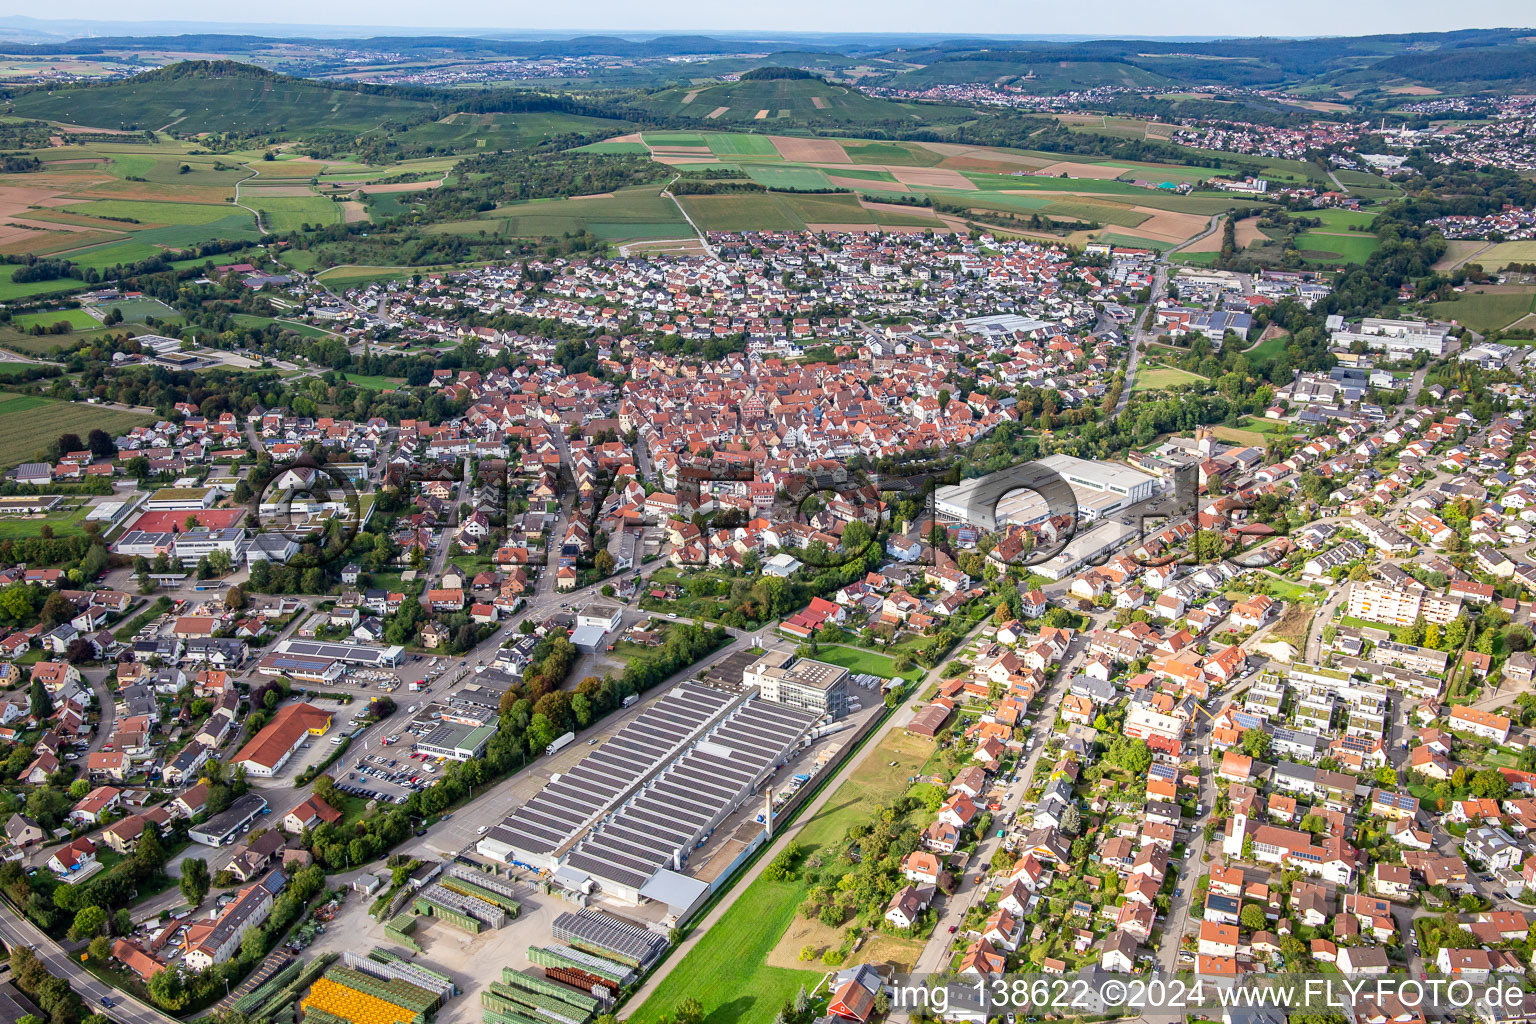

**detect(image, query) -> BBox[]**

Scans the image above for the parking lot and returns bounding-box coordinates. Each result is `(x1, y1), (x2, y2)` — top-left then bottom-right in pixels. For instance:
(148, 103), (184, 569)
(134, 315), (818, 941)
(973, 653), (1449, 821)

(336, 744), (443, 806)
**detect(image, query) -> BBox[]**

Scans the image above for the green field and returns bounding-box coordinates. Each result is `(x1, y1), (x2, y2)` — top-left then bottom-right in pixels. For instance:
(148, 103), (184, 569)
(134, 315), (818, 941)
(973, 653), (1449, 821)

(0, 275), (92, 304)
(7, 308), (99, 332)
(574, 140), (651, 154)
(93, 295), (180, 323)
(811, 644), (923, 682)
(61, 198), (242, 225)
(344, 373), (405, 390)
(1310, 208), (1378, 231)
(0, 502), (93, 540)
(1295, 230), (1381, 264)
(1132, 366), (1209, 391)
(705, 133), (782, 158)
(950, 191), (1152, 228)
(641, 132), (709, 147)
(1470, 241), (1536, 271)
(742, 165), (833, 191)
(249, 196), (343, 233)
(839, 140), (946, 166)
(427, 186), (688, 240)
(1169, 250), (1221, 266)
(0, 393), (151, 468)
(680, 191), (935, 232)
(1244, 331), (1292, 363)
(1429, 287), (1536, 333)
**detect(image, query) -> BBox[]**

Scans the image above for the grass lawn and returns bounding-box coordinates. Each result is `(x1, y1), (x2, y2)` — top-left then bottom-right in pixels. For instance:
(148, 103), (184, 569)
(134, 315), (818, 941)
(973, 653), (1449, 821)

(630, 724), (934, 1024)
(1210, 424), (1266, 446)
(0, 393), (151, 468)
(343, 372), (404, 390)
(811, 643), (922, 682)
(1244, 330), (1290, 363)
(1132, 366), (1207, 392)
(1336, 614), (1398, 633)
(1252, 575), (1320, 603)
(0, 502), (93, 539)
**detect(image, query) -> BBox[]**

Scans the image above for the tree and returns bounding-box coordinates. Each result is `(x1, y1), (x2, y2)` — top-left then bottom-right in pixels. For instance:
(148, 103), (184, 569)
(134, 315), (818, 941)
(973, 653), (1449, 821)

(1470, 768), (1510, 802)
(1106, 736), (1151, 775)
(1239, 904), (1266, 931)
(1241, 728), (1272, 759)
(180, 857), (210, 907)
(148, 966), (189, 1011)
(38, 592), (72, 627)
(87, 429), (115, 458)
(69, 905), (106, 940)
(28, 680), (51, 722)
(594, 550), (615, 576)
(134, 822), (165, 874)
(673, 998), (704, 1024)
(226, 585), (246, 611)
(1059, 804), (1082, 836)
(87, 935), (111, 962)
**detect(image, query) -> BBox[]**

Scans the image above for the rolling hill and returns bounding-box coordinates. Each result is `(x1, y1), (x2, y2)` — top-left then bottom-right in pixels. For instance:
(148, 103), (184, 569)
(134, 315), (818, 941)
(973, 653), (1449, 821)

(636, 74), (973, 125)
(890, 53), (1177, 93)
(8, 60), (439, 133)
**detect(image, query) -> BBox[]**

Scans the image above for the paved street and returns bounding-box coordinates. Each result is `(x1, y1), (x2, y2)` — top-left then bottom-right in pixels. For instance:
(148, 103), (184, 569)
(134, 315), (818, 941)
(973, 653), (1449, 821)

(0, 901), (177, 1024)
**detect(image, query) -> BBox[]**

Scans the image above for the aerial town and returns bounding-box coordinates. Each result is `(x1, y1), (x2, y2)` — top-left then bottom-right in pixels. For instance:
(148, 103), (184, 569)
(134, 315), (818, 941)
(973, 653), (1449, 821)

(4, 14), (1536, 1024)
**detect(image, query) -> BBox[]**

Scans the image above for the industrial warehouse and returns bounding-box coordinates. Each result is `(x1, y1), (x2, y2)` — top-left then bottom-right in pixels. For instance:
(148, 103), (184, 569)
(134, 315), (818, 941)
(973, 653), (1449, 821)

(935, 453), (1162, 530)
(276, 638), (406, 667)
(477, 681), (817, 910)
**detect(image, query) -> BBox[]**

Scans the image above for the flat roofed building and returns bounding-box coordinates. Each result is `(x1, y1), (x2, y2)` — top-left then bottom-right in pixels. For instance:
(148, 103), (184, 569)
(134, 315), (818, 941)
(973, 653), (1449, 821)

(415, 721), (494, 761)
(1331, 317), (1449, 357)
(276, 638), (403, 667)
(478, 682), (815, 905)
(743, 651), (851, 717)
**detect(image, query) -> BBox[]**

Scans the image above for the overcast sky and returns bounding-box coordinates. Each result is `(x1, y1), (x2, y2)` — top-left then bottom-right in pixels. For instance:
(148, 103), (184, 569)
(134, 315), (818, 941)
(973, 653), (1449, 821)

(41, 2), (1536, 37)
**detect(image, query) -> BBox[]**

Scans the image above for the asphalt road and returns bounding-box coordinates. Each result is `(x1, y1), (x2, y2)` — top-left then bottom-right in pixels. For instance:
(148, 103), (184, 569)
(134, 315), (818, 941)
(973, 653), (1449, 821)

(0, 900), (178, 1024)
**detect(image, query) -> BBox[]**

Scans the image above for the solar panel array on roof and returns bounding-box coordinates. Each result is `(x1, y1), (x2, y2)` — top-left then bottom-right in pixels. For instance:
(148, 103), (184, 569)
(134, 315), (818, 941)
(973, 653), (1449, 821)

(279, 638), (403, 666)
(489, 682), (738, 865)
(565, 696), (815, 895)
(551, 909), (668, 968)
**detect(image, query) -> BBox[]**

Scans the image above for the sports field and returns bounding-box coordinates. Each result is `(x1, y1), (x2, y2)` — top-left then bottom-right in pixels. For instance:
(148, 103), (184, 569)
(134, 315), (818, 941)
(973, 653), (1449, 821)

(1132, 366), (1208, 391)
(1295, 230), (1380, 264)
(0, 393), (151, 468)
(7, 308), (99, 332)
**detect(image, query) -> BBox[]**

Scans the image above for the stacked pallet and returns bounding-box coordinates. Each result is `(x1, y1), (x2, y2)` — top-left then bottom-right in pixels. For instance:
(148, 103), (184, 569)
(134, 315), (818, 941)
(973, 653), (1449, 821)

(479, 968), (599, 1024)
(300, 956), (446, 1024)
